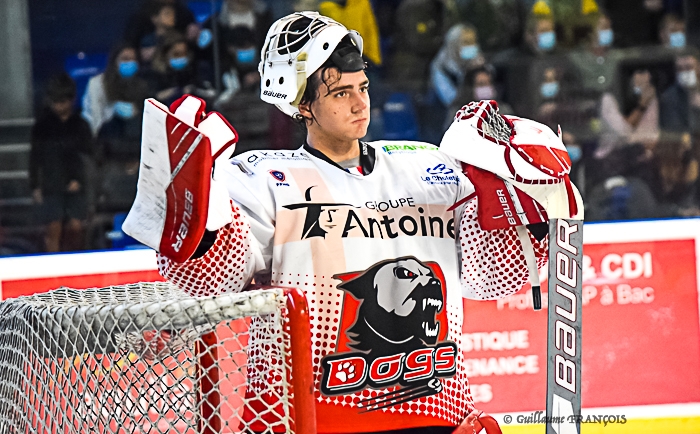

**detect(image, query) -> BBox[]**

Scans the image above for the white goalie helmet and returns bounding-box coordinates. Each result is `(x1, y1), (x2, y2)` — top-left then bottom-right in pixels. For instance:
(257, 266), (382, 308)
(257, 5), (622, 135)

(258, 11), (364, 118)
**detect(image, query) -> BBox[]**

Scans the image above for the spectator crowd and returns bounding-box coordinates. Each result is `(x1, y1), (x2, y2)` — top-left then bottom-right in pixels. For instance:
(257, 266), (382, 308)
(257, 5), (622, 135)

(17, 0), (700, 253)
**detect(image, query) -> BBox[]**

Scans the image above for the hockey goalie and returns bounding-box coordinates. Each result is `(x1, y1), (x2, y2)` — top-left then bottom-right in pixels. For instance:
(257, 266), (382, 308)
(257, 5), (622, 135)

(123, 11), (582, 434)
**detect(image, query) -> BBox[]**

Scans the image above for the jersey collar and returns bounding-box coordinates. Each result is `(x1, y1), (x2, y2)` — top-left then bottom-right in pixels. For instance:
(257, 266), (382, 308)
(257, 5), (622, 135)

(303, 141), (376, 175)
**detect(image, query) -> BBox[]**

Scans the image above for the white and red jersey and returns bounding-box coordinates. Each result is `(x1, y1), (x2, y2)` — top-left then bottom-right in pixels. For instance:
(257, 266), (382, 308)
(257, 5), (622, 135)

(158, 141), (547, 433)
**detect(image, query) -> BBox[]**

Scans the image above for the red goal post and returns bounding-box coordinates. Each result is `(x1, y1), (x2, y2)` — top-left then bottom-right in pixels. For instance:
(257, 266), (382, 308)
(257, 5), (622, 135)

(0, 283), (317, 434)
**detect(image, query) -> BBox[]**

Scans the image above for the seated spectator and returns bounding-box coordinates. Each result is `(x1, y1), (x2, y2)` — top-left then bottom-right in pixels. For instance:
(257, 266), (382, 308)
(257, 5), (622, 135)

(30, 73), (93, 252)
(387, 0), (448, 89)
(134, 2), (180, 68)
(658, 13), (687, 50)
(445, 66), (513, 129)
(454, 0), (527, 55)
(422, 24), (485, 143)
(217, 0), (273, 49)
(523, 13), (559, 56)
(585, 175), (660, 221)
(82, 43), (149, 137)
(125, 0), (198, 48)
(214, 26), (262, 108)
(600, 0), (665, 48)
(430, 24), (485, 109)
(493, 13), (578, 116)
(649, 132), (700, 216)
(596, 69), (659, 160)
(144, 31), (205, 105)
(660, 53), (700, 134)
(95, 112), (142, 213)
(568, 12), (627, 97)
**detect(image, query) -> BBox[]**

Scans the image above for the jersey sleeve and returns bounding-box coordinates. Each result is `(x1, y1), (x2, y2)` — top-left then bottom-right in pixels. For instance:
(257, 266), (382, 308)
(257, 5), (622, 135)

(158, 157), (274, 296)
(456, 196), (548, 300)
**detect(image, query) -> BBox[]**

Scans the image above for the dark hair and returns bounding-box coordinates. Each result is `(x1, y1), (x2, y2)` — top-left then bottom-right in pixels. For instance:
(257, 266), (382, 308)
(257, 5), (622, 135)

(152, 30), (189, 73)
(103, 42), (142, 103)
(468, 65), (495, 86)
(46, 72), (76, 103)
(147, 1), (175, 18)
(295, 64), (343, 125)
(294, 35), (365, 125)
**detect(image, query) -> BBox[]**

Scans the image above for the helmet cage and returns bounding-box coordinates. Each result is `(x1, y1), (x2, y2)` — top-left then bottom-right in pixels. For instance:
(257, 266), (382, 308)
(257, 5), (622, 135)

(258, 12), (363, 117)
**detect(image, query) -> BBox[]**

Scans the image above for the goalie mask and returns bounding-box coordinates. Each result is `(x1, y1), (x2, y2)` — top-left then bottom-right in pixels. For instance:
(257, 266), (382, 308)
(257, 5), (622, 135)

(258, 11), (364, 118)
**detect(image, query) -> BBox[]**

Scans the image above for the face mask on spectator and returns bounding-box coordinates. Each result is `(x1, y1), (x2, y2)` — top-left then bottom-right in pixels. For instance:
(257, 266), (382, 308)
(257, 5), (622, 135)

(113, 101), (136, 119)
(541, 81), (559, 99)
(118, 60), (139, 78)
(566, 144), (582, 163)
(459, 45), (479, 60)
(474, 85), (495, 100)
(598, 29), (614, 47)
(236, 48), (257, 64)
(678, 70), (698, 88)
(198, 29), (213, 49)
(537, 31), (556, 51)
(633, 85), (643, 95)
(669, 32), (686, 48)
(169, 57), (189, 70)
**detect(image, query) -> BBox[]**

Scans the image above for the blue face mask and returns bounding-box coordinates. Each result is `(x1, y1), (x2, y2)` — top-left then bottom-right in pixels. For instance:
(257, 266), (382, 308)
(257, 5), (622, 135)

(541, 81), (559, 99)
(598, 29), (613, 47)
(236, 48), (257, 64)
(169, 56), (189, 71)
(537, 31), (556, 51)
(118, 60), (139, 78)
(670, 32), (686, 48)
(197, 29), (213, 48)
(566, 144), (582, 163)
(459, 45), (479, 60)
(113, 101), (135, 119)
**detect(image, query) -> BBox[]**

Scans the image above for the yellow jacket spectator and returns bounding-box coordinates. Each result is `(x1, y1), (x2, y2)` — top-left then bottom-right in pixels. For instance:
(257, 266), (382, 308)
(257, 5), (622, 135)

(319, 0), (382, 65)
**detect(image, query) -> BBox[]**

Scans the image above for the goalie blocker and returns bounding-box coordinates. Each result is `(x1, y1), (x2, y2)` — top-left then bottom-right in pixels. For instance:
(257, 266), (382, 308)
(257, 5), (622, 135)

(123, 95), (238, 262)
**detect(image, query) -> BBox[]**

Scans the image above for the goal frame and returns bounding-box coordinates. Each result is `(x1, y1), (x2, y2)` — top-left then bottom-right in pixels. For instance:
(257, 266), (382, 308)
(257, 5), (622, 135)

(198, 287), (317, 434)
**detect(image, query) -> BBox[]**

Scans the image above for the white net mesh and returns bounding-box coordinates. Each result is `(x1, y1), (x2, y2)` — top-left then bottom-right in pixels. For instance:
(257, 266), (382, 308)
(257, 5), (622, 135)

(454, 100), (513, 146)
(0, 283), (303, 434)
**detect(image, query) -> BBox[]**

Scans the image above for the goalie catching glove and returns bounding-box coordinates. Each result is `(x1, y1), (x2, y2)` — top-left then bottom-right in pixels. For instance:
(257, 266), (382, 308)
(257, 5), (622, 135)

(440, 100), (584, 308)
(123, 95), (238, 262)
(441, 99), (583, 226)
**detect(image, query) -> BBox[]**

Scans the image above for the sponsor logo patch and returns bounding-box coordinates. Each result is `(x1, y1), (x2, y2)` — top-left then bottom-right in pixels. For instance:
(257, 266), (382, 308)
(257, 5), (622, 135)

(381, 144), (438, 154)
(269, 170), (290, 186)
(421, 164), (459, 185)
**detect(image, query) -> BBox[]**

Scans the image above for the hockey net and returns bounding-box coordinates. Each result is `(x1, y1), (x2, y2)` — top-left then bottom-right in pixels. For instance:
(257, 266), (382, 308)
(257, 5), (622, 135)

(0, 283), (316, 434)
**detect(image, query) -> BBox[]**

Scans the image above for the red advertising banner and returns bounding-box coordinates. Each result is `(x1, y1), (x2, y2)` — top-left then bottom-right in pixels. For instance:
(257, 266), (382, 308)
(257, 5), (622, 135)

(463, 233), (700, 414)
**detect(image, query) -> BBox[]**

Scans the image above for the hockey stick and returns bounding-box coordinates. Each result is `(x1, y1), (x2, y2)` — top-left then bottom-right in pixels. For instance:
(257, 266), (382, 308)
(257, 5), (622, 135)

(545, 219), (583, 434)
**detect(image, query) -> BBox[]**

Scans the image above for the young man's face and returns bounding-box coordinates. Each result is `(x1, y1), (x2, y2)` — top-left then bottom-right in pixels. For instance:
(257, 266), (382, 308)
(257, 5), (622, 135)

(301, 68), (370, 143)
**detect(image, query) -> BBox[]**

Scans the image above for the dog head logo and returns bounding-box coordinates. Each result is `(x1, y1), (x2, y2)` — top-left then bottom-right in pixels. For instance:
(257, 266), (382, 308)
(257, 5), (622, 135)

(334, 257), (446, 358)
(283, 186), (354, 239)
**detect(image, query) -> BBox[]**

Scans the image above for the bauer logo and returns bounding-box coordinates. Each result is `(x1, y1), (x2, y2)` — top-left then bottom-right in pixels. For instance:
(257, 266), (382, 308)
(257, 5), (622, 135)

(263, 90), (287, 99)
(320, 257), (457, 409)
(547, 219), (583, 434)
(171, 189), (194, 253)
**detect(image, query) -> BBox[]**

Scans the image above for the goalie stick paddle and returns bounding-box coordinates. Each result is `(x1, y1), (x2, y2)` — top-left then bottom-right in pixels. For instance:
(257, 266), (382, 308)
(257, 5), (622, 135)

(546, 219), (583, 434)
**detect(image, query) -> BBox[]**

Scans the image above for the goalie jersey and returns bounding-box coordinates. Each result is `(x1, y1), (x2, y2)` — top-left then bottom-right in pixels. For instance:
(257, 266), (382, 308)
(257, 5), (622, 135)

(159, 141), (547, 433)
